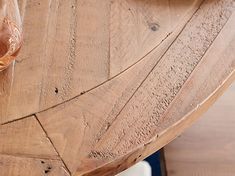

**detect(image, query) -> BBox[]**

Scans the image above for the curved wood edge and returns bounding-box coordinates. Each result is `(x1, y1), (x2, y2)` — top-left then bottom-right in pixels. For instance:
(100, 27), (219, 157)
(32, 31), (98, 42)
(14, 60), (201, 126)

(1, 0), (234, 175)
(76, 68), (235, 176)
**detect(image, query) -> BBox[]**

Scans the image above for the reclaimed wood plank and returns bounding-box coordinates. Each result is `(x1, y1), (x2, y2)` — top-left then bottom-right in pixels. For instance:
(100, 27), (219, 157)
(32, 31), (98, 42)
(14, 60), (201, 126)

(1, 0), (235, 175)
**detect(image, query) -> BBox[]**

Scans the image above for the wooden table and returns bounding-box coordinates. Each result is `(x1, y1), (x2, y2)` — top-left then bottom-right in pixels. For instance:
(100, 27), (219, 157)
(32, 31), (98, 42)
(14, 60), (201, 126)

(0, 0), (235, 175)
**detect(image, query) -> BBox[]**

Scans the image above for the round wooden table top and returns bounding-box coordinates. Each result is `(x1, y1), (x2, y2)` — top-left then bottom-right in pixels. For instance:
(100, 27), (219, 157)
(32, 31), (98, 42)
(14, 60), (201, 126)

(1, 0), (235, 175)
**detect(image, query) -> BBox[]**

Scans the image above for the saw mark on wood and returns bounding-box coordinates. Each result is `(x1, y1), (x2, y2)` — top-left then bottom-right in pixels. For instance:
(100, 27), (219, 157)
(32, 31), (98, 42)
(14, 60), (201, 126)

(61, 0), (78, 100)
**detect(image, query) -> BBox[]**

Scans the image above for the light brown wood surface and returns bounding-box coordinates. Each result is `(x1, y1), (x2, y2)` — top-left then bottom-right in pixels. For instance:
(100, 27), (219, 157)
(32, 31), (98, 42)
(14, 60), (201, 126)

(165, 82), (235, 176)
(0, 0), (235, 175)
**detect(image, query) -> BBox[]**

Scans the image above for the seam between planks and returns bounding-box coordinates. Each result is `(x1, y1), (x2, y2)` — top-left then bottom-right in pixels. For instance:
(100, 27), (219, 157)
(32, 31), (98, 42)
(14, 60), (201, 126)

(34, 115), (72, 176)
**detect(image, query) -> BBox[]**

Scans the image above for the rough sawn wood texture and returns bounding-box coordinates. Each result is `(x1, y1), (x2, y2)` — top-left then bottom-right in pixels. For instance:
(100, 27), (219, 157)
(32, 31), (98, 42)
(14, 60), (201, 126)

(0, 0), (235, 176)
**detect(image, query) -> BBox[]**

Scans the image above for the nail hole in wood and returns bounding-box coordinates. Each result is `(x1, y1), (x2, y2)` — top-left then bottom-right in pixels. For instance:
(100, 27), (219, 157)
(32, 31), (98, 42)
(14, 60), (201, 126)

(44, 169), (50, 174)
(55, 87), (59, 94)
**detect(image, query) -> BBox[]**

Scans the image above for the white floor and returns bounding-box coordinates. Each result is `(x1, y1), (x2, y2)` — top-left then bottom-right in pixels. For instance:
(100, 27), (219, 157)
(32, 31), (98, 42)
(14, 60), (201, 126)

(117, 161), (152, 176)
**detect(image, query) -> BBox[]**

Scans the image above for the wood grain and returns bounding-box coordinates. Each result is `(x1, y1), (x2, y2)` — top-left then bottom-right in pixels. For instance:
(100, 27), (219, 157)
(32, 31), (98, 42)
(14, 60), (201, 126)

(165, 83), (235, 176)
(37, 0), (235, 175)
(0, 65), (13, 124)
(1, 0), (235, 175)
(109, 0), (200, 76)
(37, 1), (202, 173)
(0, 0), (202, 124)
(0, 117), (58, 159)
(1, 0), (52, 123)
(0, 154), (69, 176)
(0, 116), (70, 175)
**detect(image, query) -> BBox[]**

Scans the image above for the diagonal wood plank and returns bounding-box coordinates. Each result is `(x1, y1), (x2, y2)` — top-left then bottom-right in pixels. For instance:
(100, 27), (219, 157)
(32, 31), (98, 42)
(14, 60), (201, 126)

(38, 0), (111, 109)
(0, 117), (58, 159)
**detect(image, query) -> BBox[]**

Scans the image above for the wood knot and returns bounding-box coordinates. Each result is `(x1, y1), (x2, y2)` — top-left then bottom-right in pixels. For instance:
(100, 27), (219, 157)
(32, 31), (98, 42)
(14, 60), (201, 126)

(148, 22), (160, 31)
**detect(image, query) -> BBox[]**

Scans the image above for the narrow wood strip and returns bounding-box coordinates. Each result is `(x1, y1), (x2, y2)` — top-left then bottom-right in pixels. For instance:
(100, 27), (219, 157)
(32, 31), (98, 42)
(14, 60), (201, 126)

(0, 154), (70, 176)
(1, 0), (52, 123)
(39, 0), (111, 109)
(17, 0), (27, 21)
(0, 65), (13, 124)
(156, 11), (235, 134)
